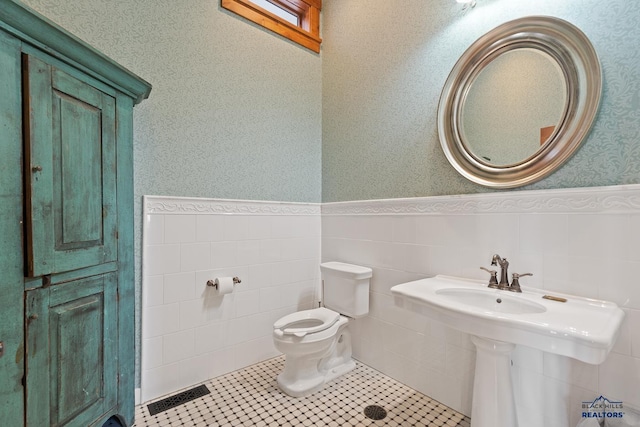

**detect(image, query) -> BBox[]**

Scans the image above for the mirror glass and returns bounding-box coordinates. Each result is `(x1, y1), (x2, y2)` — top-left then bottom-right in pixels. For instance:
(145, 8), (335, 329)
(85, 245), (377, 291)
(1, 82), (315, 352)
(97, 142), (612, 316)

(461, 48), (567, 166)
(438, 16), (602, 188)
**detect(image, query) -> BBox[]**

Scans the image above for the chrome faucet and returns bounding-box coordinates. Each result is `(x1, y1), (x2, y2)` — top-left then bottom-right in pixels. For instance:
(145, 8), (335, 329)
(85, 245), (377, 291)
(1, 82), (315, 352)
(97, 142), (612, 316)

(491, 254), (510, 289)
(480, 254), (532, 292)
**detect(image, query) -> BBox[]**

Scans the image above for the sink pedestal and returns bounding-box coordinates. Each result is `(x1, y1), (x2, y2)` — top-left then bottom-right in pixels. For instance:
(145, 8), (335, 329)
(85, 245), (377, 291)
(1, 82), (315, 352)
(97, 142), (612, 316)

(470, 336), (517, 427)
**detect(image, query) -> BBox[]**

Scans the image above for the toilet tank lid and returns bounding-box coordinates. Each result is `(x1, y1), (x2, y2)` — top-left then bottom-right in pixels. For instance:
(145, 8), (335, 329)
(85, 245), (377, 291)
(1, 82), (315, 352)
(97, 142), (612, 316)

(320, 262), (372, 280)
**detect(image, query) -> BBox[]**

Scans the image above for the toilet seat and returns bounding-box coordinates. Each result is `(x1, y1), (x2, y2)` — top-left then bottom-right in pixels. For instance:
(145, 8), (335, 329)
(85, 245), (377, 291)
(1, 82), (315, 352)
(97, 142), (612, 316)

(273, 307), (340, 338)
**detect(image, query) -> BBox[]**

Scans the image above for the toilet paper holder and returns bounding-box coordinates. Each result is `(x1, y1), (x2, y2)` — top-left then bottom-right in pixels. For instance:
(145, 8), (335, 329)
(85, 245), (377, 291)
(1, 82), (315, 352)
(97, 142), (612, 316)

(206, 277), (241, 289)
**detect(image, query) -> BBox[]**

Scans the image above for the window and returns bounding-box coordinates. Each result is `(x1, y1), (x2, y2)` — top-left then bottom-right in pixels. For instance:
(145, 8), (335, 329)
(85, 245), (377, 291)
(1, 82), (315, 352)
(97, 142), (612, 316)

(250, 0), (299, 25)
(222, 0), (322, 53)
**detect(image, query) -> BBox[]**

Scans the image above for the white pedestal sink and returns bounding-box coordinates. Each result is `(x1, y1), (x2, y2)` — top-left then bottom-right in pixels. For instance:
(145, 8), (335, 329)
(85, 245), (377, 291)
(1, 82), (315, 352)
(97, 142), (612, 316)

(391, 275), (625, 427)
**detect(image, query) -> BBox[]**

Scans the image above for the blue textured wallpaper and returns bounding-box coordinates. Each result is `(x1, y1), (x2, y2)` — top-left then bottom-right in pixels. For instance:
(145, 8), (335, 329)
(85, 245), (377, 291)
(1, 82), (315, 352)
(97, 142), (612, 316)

(322, 0), (640, 201)
(22, 0), (323, 203)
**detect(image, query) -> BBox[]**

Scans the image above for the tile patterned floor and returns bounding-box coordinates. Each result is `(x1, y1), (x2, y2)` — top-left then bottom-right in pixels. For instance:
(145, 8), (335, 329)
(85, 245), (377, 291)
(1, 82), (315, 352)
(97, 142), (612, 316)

(134, 356), (471, 426)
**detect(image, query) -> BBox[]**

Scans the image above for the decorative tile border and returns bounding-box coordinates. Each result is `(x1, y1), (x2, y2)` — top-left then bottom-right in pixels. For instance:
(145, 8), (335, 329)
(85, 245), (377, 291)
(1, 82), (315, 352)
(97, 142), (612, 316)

(144, 195), (321, 215)
(321, 184), (640, 215)
(145, 184), (640, 217)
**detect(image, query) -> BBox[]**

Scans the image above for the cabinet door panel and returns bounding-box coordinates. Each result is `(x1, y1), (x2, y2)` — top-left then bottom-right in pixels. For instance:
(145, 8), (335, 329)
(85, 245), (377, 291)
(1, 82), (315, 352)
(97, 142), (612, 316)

(24, 54), (117, 277)
(55, 90), (103, 247)
(25, 273), (117, 427)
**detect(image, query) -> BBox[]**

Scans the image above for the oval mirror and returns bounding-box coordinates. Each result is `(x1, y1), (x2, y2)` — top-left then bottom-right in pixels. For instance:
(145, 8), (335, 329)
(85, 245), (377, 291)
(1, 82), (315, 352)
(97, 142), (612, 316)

(438, 16), (602, 188)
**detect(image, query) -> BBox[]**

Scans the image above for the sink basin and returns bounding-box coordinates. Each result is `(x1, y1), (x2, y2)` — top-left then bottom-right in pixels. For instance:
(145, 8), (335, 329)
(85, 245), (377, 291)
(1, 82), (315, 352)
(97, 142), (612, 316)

(391, 275), (624, 364)
(435, 288), (546, 315)
(391, 275), (625, 427)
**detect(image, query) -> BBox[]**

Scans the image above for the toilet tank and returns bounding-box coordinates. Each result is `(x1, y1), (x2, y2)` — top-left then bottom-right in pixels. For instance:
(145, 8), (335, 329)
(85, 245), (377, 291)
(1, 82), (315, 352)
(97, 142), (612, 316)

(320, 262), (372, 318)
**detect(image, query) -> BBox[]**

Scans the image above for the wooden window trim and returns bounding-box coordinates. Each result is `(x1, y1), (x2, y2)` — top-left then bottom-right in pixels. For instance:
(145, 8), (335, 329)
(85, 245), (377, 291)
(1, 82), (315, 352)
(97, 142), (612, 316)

(222, 0), (322, 53)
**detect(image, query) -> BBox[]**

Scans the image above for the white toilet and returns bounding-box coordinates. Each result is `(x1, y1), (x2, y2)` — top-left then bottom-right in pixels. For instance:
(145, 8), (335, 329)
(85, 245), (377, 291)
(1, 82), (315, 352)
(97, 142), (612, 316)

(272, 261), (372, 397)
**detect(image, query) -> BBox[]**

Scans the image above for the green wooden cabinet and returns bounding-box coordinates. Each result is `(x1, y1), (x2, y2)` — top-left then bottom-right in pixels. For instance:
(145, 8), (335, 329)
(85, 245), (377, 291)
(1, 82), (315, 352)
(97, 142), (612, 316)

(0, 2), (151, 426)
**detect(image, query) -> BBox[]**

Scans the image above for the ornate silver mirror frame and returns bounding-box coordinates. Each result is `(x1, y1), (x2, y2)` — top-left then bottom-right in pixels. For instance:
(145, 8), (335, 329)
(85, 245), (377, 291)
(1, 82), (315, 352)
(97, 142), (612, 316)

(437, 16), (602, 188)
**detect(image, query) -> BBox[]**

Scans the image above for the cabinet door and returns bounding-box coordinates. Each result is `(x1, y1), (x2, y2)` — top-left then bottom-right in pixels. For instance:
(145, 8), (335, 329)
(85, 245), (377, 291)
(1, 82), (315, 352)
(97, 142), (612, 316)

(24, 54), (117, 277)
(25, 273), (118, 427)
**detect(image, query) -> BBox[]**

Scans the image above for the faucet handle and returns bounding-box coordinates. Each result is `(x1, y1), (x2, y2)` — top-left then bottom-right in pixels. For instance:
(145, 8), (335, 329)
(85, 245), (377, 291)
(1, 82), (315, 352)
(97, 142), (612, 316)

(509, 272), (532, 293)
(513, 273), (533, 278)
(480, 267), (499, 289)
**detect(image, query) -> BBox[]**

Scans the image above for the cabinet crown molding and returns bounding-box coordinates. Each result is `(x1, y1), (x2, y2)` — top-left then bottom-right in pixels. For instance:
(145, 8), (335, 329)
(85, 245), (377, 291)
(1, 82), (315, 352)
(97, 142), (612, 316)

(0, 0), (151, 103)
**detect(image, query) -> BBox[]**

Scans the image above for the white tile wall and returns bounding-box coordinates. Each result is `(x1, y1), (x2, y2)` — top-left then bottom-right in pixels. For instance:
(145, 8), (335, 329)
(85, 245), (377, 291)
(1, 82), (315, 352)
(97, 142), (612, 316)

(323, 185), (640, 426)
(141, 196), (321, 403)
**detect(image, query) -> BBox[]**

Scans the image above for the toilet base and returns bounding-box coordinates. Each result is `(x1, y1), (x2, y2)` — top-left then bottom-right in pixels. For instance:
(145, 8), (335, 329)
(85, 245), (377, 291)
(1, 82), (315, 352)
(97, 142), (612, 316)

(277, 357), (356, 398)
(323, 358), (356, 384)
(277, 371), (325, 398)
(276, 326), (356, 398)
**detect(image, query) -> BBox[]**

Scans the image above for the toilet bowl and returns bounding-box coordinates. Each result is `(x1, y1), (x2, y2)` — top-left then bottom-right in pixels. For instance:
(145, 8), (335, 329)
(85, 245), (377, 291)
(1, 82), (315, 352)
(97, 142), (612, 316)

(273, 307), (354, 397)
(272, 262), (372, 397)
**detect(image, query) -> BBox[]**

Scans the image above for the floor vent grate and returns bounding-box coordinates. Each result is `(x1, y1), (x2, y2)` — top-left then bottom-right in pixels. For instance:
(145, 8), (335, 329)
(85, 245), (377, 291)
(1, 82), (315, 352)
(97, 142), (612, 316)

(363, 404), (387, 420)
(147, 384), (210, 416)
